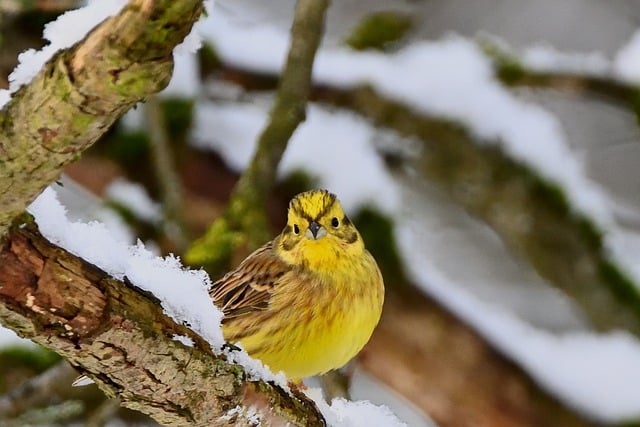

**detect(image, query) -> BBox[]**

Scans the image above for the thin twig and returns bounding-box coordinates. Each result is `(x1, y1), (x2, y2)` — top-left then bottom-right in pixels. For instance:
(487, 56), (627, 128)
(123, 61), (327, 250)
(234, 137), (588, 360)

(0, 361), (77, 418)
(144, 96), (189, 253)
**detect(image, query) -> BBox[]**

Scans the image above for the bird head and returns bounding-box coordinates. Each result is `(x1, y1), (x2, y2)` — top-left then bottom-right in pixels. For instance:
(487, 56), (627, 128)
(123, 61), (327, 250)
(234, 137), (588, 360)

(277, 189), (363, 266)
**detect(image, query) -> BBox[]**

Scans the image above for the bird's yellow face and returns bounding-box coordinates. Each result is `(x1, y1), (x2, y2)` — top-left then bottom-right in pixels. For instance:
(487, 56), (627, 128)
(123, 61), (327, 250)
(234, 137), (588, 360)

(276, 190), (364, 270)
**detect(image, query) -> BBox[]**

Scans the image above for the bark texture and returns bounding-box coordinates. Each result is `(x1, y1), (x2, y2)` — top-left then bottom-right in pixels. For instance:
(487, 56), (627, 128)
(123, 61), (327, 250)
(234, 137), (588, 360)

(0, 0), (203, 236)
(0, 222), (325, 426)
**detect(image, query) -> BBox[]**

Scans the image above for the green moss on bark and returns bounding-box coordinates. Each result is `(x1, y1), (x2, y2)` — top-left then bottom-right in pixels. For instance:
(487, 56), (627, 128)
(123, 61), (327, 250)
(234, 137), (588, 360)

(345, 11), (412, 51)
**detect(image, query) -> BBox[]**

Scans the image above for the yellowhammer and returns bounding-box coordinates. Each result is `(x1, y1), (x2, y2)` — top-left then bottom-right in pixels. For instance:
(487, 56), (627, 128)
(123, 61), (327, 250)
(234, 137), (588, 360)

(210, 189), (384, 380)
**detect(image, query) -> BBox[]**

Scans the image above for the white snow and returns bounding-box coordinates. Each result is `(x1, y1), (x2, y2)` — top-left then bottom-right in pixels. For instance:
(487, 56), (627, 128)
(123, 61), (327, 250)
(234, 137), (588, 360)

(197, 13), (615, 229)
(193, 101), (402, 214)
(328, 399), (407, 427)
(0, 327), (36, 349)
(522, 44), (611, 75)
(306, 388), (407, 427)
(172, 334), (195, 348)
(71, 375), (96, 387)
(0, 0), (127, 109)
(614, 28), (640, 84)
(173, 0), (214, 56)
(319, 40), (617, 229)
(105, 178), (162, 224)
(223, 344), (288, 388)
(197, 10), (289, 74)
(397, 218), (640, 421)
(28, 188), (224, 350)
(218, 405), (263, 425)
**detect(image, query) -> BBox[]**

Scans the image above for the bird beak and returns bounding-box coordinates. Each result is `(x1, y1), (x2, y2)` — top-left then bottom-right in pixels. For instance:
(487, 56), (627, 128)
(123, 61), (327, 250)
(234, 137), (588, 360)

(306, 221), (327, 240)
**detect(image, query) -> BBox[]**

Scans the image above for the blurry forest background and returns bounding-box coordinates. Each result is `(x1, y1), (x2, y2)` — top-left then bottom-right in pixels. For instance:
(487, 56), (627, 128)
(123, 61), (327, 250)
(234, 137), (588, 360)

(2, 0), (640, 426)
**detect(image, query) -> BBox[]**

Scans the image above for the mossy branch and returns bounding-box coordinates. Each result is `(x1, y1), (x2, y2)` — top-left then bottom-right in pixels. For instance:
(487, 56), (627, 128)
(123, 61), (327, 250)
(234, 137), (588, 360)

(185, 0), (330, 273)
(0, 222), (325, 426)
(0, 0), (203, 238)
(481, 42), (640, 120)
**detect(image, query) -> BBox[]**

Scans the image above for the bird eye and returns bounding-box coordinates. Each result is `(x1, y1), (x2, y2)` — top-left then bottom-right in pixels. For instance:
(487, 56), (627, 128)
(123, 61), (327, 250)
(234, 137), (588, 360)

(331, 217), (339, 228)
(293, 224), (300, 234)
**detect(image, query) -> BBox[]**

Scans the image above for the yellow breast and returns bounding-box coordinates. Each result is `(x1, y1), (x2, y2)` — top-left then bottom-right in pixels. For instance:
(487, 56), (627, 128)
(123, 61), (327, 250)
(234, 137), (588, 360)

(224, 249), (384, 380)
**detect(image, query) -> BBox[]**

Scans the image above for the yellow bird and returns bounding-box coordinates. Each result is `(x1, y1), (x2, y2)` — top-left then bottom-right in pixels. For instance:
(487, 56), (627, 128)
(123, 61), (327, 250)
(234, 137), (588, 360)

(210, 189), (384, 380)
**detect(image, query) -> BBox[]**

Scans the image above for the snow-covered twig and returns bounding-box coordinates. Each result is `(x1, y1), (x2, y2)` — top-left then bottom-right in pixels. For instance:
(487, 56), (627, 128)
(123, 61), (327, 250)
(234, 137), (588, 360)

(484, 43), (640, 115)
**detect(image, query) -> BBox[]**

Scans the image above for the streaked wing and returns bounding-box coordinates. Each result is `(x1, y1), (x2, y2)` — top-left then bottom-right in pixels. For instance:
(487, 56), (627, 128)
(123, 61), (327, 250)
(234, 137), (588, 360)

(209, 240), (289, 320)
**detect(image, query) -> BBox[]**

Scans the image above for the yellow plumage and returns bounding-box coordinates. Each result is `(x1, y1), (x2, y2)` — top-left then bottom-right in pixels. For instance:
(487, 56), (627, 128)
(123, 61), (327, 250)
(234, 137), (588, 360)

(210, 189), (384, 380)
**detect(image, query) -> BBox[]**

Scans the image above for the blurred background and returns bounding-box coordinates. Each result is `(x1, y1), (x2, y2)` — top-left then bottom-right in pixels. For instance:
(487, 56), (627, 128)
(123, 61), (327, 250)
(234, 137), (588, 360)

(3, 0), (640, 425)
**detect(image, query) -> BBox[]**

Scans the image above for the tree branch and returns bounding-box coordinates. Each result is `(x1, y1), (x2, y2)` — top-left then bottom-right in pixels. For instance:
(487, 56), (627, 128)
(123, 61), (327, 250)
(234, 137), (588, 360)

(0, 221), (325, 426)
(0, 361), (78, 419)
(0, 0), (203, 237)
(144, 96), (190, 252)
(482, 43), (640, 117)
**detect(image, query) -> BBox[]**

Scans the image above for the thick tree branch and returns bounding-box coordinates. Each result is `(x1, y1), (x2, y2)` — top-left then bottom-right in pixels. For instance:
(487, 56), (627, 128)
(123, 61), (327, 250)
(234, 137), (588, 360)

(0, 0), (203, 237)
(0, 222), (325, 426)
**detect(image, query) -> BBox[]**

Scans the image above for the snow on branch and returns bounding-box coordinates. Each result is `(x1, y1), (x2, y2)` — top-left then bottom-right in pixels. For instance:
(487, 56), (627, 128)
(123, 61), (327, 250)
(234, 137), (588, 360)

(483, 42), (640, 116)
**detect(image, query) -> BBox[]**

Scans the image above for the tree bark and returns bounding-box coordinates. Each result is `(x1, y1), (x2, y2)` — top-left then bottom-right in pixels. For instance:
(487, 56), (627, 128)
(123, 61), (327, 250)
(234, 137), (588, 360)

(0, 221), (325, 426)
(0, 0), (203, 237)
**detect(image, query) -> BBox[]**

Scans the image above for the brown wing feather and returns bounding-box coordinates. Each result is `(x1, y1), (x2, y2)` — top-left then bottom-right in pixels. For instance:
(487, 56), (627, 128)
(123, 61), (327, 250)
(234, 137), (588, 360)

(209, 240), (289, 320)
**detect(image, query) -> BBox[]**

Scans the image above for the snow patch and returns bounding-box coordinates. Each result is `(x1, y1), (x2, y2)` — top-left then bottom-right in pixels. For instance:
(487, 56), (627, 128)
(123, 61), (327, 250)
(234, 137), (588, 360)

(28, 188), (223, 347)
(193, 101), (401, 215)
(0, 0), (127, 108)
(306, 388), (407, 427)
(614, 29), (640, 84)
(105, 178), (162, 224)
(172, 334), (194, 348)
